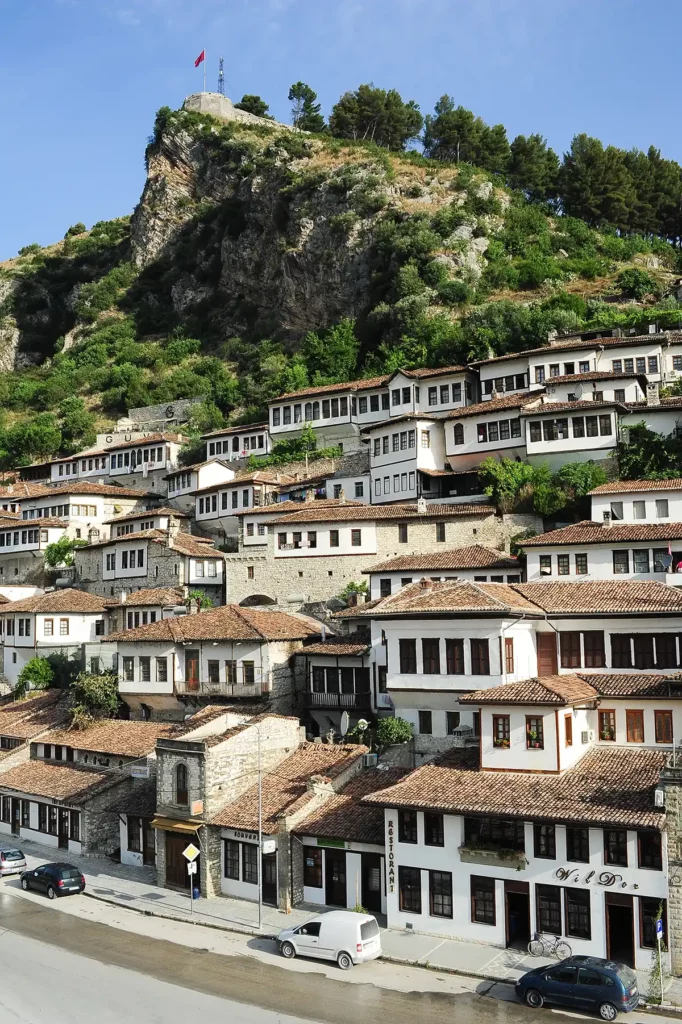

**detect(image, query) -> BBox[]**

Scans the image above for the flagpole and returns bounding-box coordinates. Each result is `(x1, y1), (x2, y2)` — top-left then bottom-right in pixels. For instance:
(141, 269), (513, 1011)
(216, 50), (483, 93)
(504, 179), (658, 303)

(203, 48), (206, 93)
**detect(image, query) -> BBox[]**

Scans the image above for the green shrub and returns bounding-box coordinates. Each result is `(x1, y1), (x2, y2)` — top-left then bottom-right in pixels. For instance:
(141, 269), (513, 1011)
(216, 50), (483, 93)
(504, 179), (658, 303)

(616, 268), (660, 300)
(15, 657), (54, 699)
(437, 279), (470, 305)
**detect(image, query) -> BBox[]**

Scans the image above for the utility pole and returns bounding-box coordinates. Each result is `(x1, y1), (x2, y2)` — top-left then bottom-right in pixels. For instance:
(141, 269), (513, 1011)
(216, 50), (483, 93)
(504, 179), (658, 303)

(218, 57), (225, 96)
(257, 725), (263, 930)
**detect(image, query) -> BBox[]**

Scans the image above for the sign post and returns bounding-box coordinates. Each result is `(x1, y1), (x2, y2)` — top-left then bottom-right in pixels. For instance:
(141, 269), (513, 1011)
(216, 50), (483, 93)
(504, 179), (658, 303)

(183, 842), (200, 917)
(656, 916), (664, 1002)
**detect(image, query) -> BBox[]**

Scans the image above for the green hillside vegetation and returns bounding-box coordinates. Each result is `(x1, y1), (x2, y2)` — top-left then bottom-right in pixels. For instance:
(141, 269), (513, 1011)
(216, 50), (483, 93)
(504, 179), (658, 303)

(0, 92), (681, 473)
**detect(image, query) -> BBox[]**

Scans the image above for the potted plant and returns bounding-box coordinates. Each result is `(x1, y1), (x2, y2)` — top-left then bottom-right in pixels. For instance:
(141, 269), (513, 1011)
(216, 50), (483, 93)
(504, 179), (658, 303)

(528, 730), (541, 748)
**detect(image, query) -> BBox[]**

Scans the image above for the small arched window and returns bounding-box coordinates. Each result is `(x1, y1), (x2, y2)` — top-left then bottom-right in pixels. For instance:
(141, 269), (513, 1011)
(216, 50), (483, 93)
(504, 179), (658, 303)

(304, 402), (313, 421)
(453, 423), (464, 446)
(175, 764), (188, 806)
(312, 401), (320, 421)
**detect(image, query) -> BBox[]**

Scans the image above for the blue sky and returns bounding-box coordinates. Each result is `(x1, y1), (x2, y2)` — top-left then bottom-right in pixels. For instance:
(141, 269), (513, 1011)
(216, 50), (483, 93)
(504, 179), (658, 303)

(2, 0), (682, 260)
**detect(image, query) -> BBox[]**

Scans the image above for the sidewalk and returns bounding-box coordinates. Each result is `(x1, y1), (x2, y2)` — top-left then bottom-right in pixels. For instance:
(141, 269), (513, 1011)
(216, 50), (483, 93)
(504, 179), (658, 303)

(9, 835), (680, 1006)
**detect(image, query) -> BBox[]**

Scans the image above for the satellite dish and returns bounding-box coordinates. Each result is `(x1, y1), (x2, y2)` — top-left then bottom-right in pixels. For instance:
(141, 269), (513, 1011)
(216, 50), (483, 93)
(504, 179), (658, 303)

(340, 711), (350, 736)
(574, 383), (584, 401)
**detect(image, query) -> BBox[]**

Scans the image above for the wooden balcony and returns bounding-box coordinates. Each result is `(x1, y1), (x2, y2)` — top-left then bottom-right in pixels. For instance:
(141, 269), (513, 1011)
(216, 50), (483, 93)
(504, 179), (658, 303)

(306, 691), (372, 710)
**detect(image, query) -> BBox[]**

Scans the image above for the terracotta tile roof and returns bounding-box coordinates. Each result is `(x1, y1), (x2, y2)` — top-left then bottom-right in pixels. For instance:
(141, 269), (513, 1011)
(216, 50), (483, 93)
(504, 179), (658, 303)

(103, 506), (188, 525)
(0, 589), (107, 614)
(232, 498), (365, 518)
(191, 471), (296, 495)
(209, 743), (368, 833)
(0, 482), (60, 499)
(471, 331), (680, 366)
(82, 530), (222, 558)
(107, 604), (321, 643)
(0, 760), (115, 803)
(542, 371), (645, 385)
(202, 422), (269, 438)
(0, 692), (70, 741)
(360, 412), (446, 432)
(521, 520), (682, 546)
(356, 579), (541, 617)
(331, 598), (384, 618)
(102, 587), (185, 608)
(520, 399), (623, 415)
(101, 432), (184, 452)
(42, 720), (174, 757)
(295, 768), (408, 844)
(273, 502), (496, 525)
(363, 746), (667, 829)
(1, 481), (159, 500)
(517, 580), (682, 614)
(0, 516), (67, 528)
(589, 479), (682, 495)
(275, 375), (389, 401)
(459, 674), (599, 706)
(581, 673), (682, 699)
(362, 545), (519, 574)
(164, 458), (233, 477)
(301, 629), (371, 657)
(625, 397), (682, 411)
(395, 365), (469, 380)
(446, 392), (537, 419)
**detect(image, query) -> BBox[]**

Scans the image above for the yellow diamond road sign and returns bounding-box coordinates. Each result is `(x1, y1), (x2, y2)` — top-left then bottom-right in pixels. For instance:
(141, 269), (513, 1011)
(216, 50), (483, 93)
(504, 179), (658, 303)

(182, 843), (200, 862)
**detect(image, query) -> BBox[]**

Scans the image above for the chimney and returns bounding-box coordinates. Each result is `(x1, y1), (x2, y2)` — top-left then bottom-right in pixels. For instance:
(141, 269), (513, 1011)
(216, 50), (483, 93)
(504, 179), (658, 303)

(338, 487), (346, 505)
(166, 516), (181, 540)
(120, 590), (127, 603)
(419, 577), (432, 589)
(321, 624), (327, 641)
(602, 511), (612, 528)
(417, 496), (427, 514)
(647, 383), (660, 407)
(305, 488), (315, 503)
(491, 389), (499, 400)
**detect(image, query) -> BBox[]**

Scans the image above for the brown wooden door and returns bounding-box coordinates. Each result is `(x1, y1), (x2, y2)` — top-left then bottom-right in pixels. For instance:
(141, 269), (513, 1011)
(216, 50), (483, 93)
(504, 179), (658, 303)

(58, 809), (70, 849)
(605, 893), (635, 966)
(537, 633), (558, 676)
(362, 853), (383, 913)
(165, 833), (192, 889)
(185, 650), (200, 691)
(262, 852), (277, 906)
(504, 880), (531, 949)
(142, 820), (156, 866)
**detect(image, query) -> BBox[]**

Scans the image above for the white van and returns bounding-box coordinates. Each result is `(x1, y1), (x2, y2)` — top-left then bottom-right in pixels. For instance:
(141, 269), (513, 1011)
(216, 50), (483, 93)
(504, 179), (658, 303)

(277, 910), (382, 970)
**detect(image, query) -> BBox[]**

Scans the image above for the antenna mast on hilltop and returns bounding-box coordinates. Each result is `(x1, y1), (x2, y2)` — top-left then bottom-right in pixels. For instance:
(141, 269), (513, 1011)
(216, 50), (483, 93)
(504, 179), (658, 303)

(218, 57), (225, 95)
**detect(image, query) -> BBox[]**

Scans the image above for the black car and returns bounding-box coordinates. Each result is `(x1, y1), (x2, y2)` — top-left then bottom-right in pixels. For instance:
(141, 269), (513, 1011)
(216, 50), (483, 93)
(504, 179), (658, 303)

(515, 956), (640, 1020)
(20, 863), (86, 899)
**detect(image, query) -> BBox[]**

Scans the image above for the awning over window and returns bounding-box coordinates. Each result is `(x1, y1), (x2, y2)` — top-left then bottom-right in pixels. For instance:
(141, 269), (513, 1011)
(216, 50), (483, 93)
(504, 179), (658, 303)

(151, 816), (201, 834)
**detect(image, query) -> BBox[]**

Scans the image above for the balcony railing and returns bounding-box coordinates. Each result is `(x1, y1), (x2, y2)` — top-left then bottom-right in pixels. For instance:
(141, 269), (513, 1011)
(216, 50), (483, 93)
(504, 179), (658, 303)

(306, 691), (372, 710)
(174, 678), (264, 697)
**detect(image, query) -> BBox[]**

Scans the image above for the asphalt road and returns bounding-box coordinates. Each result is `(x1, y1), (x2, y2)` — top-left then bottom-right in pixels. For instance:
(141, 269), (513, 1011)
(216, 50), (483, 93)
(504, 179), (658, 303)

(0, 893), (670, 1024)
(0, 892), (522, 1024)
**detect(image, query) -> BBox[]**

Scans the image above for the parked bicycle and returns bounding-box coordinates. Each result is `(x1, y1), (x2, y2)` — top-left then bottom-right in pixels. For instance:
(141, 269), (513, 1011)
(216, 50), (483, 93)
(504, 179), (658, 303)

(527, 933), (572, 958)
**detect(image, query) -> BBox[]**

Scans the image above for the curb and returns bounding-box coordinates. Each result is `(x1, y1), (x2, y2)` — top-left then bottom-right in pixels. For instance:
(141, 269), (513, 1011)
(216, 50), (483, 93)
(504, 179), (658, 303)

(81, 890), (682, 1013)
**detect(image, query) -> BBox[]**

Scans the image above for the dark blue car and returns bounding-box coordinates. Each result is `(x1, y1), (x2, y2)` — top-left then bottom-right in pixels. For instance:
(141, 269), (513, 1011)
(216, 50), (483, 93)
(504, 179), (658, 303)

(515, 955), (639, 1020)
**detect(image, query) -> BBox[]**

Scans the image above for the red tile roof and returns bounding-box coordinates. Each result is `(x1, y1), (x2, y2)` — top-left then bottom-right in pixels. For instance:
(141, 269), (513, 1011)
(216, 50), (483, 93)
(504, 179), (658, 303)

(446, 392), (537, 420)
(355, 579), (541, 617)
(103, 506), (188, 525)
(272, 502), (495, 525)
(521, 520), (682, 546)
(301, 630), (371, 657)
(191, 471), (296, 495)
(0, 481), (158, 500)
(363, 746), (667, 829)
(362, 545), (519, 574)
(459, 674), (599, 706)
(42, 720), (175, 757)
(580, 673), (682, 699)
(520, 399), (622, 415)
(0, 760), (116, 803)
(232, 498), (365, 518)
(295, 768), (408, 844)
(202, 422), (269, 439)
(209, 743), (367, 833)
(276, 376), (389, 401)
(589, 479), (682, 495)
(107, 604), (321, 643)
(1, 589), (107, 614)
(102, 587), (185, 608)
(541, 371), (644, 384)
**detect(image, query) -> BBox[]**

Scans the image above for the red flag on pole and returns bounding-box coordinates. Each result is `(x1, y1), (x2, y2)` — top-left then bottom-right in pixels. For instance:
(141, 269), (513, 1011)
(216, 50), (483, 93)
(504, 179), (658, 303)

(194, 50), (205, 67)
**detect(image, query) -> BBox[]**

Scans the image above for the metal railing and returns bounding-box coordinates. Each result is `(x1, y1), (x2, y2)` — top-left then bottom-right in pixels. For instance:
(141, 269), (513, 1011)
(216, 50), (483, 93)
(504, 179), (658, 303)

(306, 691), (372, 709)
(174, 678), (264, 697)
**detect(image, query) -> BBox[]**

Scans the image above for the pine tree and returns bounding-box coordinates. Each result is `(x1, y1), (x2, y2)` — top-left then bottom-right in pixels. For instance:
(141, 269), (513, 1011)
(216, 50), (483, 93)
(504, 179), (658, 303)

(234, 95), (274, 120)
(288, 82), (325, 132)
(508, 134), (560, 204)
(329, 84), (422, 150)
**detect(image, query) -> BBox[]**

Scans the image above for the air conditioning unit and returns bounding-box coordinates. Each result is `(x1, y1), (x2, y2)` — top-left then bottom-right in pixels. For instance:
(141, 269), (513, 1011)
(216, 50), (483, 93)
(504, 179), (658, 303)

(665, 372), (677, 381)
(588, 730), (596, 742)
(655, 788), (665, 808)
(362, 753), (378, 768)
(581, 731), (589, 745)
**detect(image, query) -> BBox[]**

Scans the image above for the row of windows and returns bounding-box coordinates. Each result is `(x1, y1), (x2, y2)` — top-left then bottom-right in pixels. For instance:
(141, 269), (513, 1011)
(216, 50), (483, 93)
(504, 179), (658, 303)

(558, 629), (682, 670)
(207, 434), (265, 455)
(198, 488), (253, 514)
(459, 815), (661, 869)
(22, 505), (70, 519)
(245, 522), (267, 538)
(170, 471), (194, 491)
(106, 549), (145, 571)
(414, 710), (462, 735)
(539, 553), (588, 575)
(597, 708), (673, 744)
(427, 382), (471, 405)
(0, 796), (80, 842)
(272, 396), (350, 427)
(609, 499), (670, 520)
(373, 429), (417, 456)
(528, 415), (612, 443)
(277, 528), (362, 549)
(476, 419), (522, 444)
(0, 529), (47, 547)
(109, 446), (166, 470)
(482, 373), (528, 395)
(311, 666), (371, 695)
(535, 360), (591, 382)
(493, 714), (548, 750)
(122, 656), (169, 683)
(126, 610), (158, 629)
(224, 839), (259, 883)
(375, 472), (417, 497)
(194, 561), (219, 577)
(399, 637), (492, 675)
(612, 357), (659, 374)
(122, 656), (256, 686)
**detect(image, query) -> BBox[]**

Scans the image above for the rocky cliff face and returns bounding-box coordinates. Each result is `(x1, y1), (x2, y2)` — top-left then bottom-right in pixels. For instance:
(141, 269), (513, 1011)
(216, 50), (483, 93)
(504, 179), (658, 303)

(130, 105), (501, 341)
